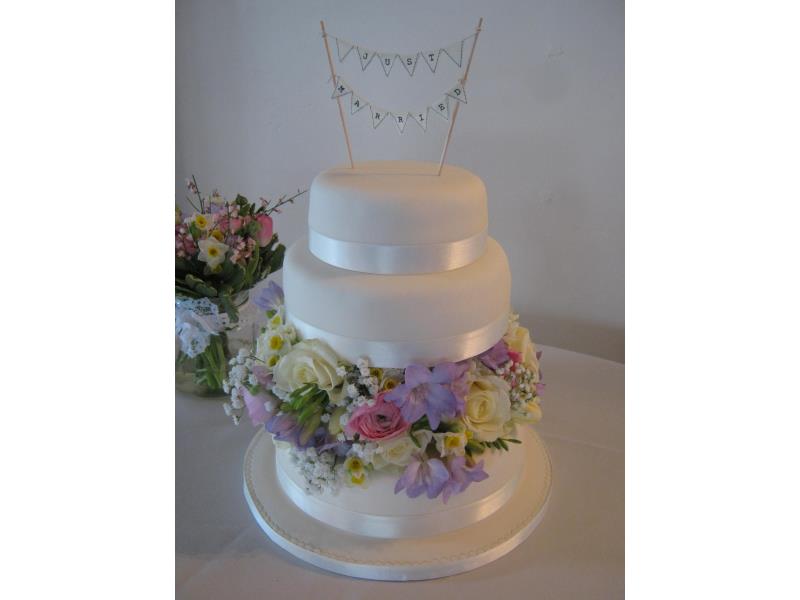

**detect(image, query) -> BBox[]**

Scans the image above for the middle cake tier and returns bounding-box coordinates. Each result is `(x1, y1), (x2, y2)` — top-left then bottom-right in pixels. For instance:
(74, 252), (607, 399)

(283, 236), (511, 368)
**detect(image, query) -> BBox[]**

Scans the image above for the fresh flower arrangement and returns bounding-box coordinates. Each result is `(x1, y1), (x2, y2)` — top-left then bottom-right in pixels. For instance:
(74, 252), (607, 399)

(223, 282), (544, 503)
(175, 177), (304, 395)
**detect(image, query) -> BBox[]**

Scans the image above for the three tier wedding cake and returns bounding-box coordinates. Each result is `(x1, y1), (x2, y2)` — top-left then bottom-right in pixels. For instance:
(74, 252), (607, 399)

(230, 160), (545, 543)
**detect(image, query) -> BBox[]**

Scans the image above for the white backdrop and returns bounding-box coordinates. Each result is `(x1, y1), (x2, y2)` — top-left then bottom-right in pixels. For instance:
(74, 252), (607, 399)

(176, 0), (624, 361)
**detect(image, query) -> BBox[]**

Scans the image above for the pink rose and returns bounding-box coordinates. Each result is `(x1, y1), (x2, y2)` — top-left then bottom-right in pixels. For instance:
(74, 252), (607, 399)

(256, 214), (274, 246)
(345, 393), (410, 441)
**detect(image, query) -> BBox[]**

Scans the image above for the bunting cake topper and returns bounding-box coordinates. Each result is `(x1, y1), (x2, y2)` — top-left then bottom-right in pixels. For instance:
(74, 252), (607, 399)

(320, 19), (483, 175)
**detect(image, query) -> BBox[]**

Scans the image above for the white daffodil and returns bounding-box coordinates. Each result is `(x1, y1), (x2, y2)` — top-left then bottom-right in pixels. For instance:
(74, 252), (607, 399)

(197, 237), (228, 269)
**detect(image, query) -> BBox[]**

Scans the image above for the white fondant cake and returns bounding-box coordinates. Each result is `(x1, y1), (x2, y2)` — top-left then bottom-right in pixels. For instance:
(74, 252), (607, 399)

(283, 236), (510, 366)
(275, 431), (524, 538)
(260, 160), (544, 544)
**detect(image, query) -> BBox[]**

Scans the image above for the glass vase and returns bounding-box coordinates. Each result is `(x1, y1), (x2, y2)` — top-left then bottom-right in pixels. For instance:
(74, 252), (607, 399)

(175, 291), (251, 398)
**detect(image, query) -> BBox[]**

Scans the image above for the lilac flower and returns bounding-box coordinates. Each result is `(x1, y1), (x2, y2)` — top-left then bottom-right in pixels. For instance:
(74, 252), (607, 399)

(479, 339), (510, 371)
(385, 363), (468, 429)
(441, 456), (489, 503)
(253, 281), (284, 311)
(242, 388), (276, 427)
(251, 364), (273, 387)
(394, 454), (451, 499)
(265, 413), (329, 449)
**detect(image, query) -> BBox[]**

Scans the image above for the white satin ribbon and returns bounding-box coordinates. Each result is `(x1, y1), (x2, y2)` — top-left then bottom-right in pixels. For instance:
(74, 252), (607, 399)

(275, 448), (522, 539)
(308, 228), (488, 274)
(287, 311), (508, 367)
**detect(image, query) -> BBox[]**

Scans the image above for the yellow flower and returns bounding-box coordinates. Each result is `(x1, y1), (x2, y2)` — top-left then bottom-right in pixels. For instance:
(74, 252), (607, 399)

(349, 471), (366, 486)
(269, 312), (283, 328)
(267, 355), (280, 367)
(193, 214), (209, 231)
(210, 229), (224, 242)
(268, 334), (284, 351)
(434, 431), (468, 457)
(344, 456), (363, 472)
(197, 238), (228, 269)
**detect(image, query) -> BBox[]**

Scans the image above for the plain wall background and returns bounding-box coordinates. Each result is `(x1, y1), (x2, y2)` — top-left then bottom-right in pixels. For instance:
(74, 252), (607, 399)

(176, 0), (624, 362)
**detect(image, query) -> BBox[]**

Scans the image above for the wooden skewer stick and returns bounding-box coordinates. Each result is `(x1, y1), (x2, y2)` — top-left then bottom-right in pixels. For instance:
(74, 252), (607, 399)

(320, 20), (355, 169)
(437, 17), (483, 176)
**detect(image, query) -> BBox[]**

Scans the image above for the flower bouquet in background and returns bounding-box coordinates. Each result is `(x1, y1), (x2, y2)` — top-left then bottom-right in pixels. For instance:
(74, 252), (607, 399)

(222, 283), (545, 503)
(175, 176), (304, 396)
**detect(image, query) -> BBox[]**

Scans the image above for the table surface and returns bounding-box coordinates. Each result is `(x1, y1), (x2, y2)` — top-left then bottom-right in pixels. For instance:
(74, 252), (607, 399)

(176, 345), (624, 599)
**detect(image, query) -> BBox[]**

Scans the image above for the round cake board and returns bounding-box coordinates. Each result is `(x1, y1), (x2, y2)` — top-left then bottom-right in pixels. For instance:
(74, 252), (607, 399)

(243, 426), (552, 581)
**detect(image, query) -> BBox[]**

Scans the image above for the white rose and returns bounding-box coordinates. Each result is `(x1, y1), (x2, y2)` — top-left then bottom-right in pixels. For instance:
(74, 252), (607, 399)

(462, 375), (511, 442)
(273, 339), (343, 392)
(372, 430), (432, 469)
(504, 322), (540, 374)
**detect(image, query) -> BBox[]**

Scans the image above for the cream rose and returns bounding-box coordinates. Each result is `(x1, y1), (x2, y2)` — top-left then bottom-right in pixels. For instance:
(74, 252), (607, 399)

(372, 430), (432, 469)
(273, 339), (343, 392)
(505, 322), (540, 374)
(462, 375), (511, 442)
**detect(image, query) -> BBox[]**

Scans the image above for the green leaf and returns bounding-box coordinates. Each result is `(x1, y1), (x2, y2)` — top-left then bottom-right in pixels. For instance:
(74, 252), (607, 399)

(218, 292), (239, 322)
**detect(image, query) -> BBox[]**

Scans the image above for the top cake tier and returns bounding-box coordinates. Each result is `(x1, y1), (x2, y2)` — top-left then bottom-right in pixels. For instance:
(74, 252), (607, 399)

(308, 160), (488, 275)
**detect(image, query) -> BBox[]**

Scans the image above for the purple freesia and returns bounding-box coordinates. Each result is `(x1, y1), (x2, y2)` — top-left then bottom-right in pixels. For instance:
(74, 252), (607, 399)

(242, 387), (276, 427)
(265, 413), (329, 449)
(479, 339), (510, 370)
(251, 364), (273, 387)
(394, 454), (451, 499)
(253, 281), (284, 311)
(385, 363), (468, 429)
(441, 456), (489, 503)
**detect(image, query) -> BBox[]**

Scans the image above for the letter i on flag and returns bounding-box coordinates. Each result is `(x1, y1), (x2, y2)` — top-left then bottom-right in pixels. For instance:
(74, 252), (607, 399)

(411, 109), (428, 131)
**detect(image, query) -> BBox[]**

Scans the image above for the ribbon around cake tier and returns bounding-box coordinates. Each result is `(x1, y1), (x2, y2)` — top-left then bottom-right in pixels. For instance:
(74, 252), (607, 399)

(286, 310), (509, 367)
(308, 227), (488, 274)
(275, 443), (523, 539)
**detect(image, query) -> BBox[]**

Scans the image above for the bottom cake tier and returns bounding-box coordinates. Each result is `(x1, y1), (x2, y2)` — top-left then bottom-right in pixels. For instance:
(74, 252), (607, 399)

(274, 430), (526, 539)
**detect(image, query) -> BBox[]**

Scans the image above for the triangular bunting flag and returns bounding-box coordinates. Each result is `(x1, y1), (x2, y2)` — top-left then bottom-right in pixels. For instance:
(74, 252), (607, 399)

(442, 40), (464, 67)
(378, 53), (396, 76)
(410, 109), (428, 131)
(331, 78), (350, 99)
(392, 112), (408, 134)
(350, 94), (367, 115)
(335, 38), (354, 62)
(357, 47), (375, 70)
(399, 53), (419, 76)
(371, 106), (388, 129)
(445, 84), (467, 104)
(430, 97), (449, 121)
(422, 49), (441, 73)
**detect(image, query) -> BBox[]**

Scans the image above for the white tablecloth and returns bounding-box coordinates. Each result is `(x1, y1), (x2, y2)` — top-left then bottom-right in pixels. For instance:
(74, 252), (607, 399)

(176, 345), (624, 598)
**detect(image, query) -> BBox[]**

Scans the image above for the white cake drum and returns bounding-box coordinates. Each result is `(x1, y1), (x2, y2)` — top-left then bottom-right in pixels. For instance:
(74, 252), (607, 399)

(282, 237), (511, 367)
(243, 426), (552, 580)
(308, 160), (488, 275)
